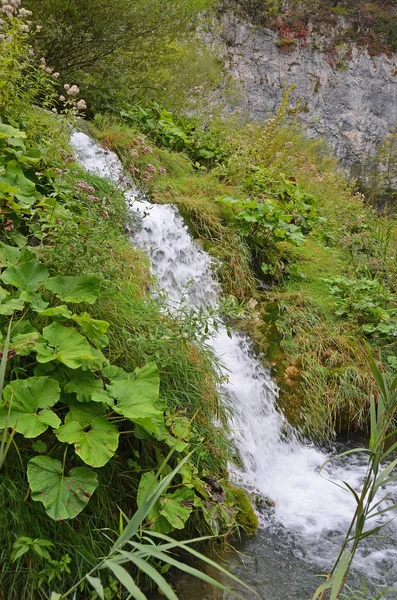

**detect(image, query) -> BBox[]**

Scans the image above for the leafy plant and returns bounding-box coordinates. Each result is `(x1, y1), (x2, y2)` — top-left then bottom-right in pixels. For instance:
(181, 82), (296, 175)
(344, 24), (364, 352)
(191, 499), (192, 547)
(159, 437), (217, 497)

(50, 456), (259, 600)
(313, 350), (397, 599)
(323, 276), (397, 339)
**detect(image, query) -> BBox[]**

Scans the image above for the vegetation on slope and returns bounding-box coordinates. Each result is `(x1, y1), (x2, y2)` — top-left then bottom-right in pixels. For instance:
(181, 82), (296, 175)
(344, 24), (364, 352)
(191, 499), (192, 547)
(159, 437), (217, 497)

(1, 0), (397, 596)
(0, 5), (259, 598)
(224, 0), (397, 56)
(93, 96), (397, 439)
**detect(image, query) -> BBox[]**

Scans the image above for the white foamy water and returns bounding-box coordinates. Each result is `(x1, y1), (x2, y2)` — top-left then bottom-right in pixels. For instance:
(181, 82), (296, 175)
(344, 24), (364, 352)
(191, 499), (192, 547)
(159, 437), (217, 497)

(71, 131), (397, 588)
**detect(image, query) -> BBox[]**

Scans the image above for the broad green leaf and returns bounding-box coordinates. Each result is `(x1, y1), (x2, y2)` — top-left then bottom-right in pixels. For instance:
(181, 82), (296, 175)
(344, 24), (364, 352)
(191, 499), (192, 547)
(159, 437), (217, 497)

(0, 295), (25, 315)
(35, 323), (98, 369)
(0, 164), (36, 205)
(111, 452), (194, 553)
(11, 330), (39, 356)
(32, 440), (47, 453)
(64, 369), (111, 403)
(38, 305), (72, 320)
(65, 402), (107, 428)
(72, 313), (109, 348)
(27, 456), (98, 520)
(102, 364), (128, 380)
(106, 363), (163, 432)
(0, 242), (24, 267)
(1, 261), (49, 292)
(0, 124), (26, 139)
(0, 377), (61, 438)
(46, 275), (100, 304)
(159, 488), (195, 529)
(19, 291), (49, 312)
(137, 472), (158, 509)
(55, 417), (119, 467)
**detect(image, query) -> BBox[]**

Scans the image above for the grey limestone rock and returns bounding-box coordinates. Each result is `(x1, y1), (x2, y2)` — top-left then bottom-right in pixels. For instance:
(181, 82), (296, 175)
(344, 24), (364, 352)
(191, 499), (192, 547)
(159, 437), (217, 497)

(218, 11), (397, 167)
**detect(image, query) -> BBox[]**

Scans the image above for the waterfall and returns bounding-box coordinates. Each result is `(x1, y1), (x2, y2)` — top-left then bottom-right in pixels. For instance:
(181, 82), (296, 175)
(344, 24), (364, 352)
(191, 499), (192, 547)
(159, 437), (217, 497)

(71, 131), (397, 593)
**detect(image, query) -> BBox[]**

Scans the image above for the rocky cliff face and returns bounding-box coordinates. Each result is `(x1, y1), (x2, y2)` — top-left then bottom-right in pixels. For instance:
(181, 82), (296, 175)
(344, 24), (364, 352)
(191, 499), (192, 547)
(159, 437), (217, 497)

(219, 11), (397, 167)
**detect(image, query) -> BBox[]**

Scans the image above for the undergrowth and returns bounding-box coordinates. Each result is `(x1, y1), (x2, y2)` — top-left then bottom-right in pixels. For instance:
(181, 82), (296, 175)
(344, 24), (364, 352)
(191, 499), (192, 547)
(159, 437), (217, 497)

(90, 95), (397, 440)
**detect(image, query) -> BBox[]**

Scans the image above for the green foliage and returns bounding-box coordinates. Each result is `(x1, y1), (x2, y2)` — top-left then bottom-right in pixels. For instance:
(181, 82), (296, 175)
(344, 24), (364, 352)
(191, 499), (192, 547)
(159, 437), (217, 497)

(25, 0), (219, 112)
(324, 276), (397, 339)
(314, 353), (397, 600)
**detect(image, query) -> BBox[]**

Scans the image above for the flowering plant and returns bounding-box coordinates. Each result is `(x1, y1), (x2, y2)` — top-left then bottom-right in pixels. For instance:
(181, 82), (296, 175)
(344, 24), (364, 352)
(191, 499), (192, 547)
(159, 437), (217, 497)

(0, 0), (87, 118)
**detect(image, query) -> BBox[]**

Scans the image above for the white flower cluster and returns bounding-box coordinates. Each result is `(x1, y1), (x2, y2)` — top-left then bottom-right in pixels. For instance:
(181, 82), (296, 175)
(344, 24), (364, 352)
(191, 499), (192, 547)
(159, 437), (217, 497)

(1, 0), (32, 18)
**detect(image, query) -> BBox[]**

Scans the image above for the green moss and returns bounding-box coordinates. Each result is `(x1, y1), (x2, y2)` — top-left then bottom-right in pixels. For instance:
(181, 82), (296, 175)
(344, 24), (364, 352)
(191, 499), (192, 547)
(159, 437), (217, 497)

(229, 487), (259, 536)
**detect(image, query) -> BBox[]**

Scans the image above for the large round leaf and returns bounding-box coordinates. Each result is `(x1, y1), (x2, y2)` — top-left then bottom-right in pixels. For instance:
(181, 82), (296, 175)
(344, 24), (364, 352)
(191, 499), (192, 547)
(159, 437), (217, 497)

(45, 275), (100, 304)
(55, 417), (119, 467)
(0, 377), (61, 438)
(34, 323), (98, 369)
(1, 260), (49, 292)
(27, 456), (98, 520)
(64, 369), (111, 404)
(106, 363), (163, 432)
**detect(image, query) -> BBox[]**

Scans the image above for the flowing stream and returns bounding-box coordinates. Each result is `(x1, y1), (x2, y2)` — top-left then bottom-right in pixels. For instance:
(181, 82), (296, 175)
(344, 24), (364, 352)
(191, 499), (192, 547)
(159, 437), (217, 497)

(71, 131), (397, 599)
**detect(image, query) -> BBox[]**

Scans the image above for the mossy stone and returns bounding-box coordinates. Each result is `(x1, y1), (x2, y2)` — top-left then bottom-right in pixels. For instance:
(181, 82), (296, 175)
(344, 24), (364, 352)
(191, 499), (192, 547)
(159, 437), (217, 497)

(229, 486), (259, 536)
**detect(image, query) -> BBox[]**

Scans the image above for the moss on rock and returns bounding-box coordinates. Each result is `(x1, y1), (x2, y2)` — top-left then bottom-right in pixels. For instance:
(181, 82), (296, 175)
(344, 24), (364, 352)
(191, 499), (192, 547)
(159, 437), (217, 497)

(229, 486), (259, 536)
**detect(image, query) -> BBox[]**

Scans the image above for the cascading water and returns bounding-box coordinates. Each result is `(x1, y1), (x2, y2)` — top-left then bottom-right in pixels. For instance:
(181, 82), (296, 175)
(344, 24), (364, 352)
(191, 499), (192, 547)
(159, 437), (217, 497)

(71, 131), (397, 598)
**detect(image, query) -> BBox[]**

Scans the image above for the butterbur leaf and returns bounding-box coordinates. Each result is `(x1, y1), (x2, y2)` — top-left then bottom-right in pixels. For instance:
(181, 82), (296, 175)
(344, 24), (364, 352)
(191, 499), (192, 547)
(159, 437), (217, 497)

(27, 456), (98, 520)
(0, 242), (24, 267)
(32, 440), (47, 453)
(38, 305), (72, 320)
(1, 260), (49, 292)
(0, 295), (25, 315)
(19, 291), (49, 312)
(46, 275), (100, 304)
(159, 488), (195, 529)
(72, 313), (109, 348)
(65, 402), (107, 428)
(64, 369), (111, 404)
(136, 472), (169, 530)
(55, 417), (119, 467)
(0, 124), (26, 140)
(12, 330), (39, 356)
(35, 323), (98, 369)
(106, 363), (163, 432)
(0, 377), (61, 438)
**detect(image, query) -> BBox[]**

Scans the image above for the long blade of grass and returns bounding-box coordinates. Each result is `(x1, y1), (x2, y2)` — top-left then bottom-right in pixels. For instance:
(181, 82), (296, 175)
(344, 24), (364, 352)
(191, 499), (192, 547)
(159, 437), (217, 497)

(117, 551), (178, 600)
(86, 575), (105, 600)
(104, 560), (146, 600)
(119, 546), (248, 600)
(330, 550), (352, 600)
(367, 504), (397, 519)
(367, 345), (387, 399)
(143, 530), (260, 596)
(110, 452), (193, 554)
(373, 457), (397, 490)
(318, 448), (371, 474)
